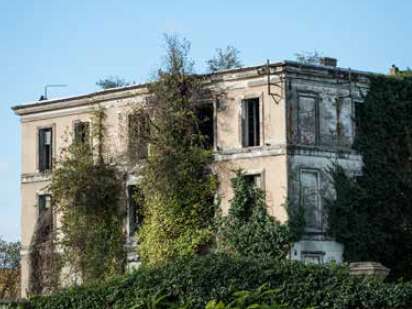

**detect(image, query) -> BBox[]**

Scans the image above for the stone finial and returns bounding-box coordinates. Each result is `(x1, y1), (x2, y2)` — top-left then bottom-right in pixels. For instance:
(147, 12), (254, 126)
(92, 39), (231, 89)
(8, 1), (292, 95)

(349, 262), (390, 280)
(389, 64), (400, 76)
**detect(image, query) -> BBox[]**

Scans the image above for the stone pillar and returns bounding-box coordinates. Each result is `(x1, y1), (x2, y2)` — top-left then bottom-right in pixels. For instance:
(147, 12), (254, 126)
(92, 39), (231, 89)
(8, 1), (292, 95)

(349, 262), (390, 280)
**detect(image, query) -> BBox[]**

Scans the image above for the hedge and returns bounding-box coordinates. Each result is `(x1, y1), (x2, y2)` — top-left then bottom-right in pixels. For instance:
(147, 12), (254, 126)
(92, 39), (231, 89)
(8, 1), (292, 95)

(27, 254), (412, 309)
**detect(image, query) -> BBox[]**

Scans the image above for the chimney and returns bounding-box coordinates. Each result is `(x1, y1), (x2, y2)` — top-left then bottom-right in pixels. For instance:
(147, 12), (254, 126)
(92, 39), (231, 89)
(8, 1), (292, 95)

(320, 57), (337, 67)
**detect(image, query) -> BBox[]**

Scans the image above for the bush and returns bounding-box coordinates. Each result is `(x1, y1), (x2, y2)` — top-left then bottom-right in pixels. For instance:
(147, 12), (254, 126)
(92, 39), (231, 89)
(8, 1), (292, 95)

(217, 171), (294, 259)
(28, 254), (412, 309)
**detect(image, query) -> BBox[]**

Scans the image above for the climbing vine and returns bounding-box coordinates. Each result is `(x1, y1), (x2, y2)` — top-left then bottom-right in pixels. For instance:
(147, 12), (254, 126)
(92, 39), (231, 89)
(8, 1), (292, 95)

(47, 107), (125, 286)
(328, 74), (412, 279)
(136, 35), (217, 265)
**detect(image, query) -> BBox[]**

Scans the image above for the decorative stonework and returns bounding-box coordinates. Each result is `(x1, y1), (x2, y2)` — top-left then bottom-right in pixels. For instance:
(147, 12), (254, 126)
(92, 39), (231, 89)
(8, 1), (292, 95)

(349, 262), (390, 280)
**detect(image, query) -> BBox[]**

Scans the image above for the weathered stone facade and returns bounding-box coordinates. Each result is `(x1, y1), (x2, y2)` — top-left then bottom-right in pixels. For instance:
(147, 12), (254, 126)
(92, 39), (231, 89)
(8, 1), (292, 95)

(12, 59), (372, 297)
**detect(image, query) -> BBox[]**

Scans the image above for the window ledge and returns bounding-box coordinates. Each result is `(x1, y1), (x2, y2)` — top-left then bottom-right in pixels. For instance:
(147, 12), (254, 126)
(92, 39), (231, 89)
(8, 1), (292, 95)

(21, 172), (51, 184)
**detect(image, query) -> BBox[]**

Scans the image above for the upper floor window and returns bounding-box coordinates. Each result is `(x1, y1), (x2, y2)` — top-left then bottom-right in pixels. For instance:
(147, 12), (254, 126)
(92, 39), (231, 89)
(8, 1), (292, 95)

(38, 128), (53, 172)
(353, 101), (364, 139)
(298, 96), (318, 145)
(74, 121), (90, 145)
(300, 169), (322, 232)
(196, 104), (214, 149)
(37, 194), (53, 235)
(241, 98), (260, 147)
(38, 194), (51, 216)
(128, 112), (149, 163)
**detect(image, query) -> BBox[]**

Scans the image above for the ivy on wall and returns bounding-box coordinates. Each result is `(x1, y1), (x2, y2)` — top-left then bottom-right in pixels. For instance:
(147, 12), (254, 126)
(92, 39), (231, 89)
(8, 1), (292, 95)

(45, 108), (125, 288)
(136, 35), (218, 265)
(328, 74), (412, 279)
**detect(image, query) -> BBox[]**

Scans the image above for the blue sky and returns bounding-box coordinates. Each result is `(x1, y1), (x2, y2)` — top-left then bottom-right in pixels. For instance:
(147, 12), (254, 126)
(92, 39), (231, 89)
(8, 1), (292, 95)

(1, 0), (411, 241)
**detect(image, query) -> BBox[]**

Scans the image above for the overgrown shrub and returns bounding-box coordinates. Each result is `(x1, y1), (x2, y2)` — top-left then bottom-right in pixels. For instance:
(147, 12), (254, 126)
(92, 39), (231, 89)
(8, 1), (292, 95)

(216, 170), (294, 259)
(137, 35), (217, 264)
(28, 254), (412, 309)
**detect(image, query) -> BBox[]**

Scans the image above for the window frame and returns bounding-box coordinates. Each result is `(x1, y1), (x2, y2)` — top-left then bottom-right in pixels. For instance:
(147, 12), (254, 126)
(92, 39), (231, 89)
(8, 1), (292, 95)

(195, 101), (216, 150)
(301, 251), (325, 264)
(37, 193), (52, 216)
(38, 126), (54, 173)
(241, 97), (262, 148)
(127, 111), (150, 163)
(299, 168), (323, 233)
(126, 185), (144, 238)
(352, 100), (364, 141)
(73, 120), (91, 145)
(243, 168), (265, 190)
(296, 93), (320, 146)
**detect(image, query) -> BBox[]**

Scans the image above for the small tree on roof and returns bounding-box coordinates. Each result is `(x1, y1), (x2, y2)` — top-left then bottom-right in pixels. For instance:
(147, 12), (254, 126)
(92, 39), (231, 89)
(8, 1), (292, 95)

(207, 46), (242, 73)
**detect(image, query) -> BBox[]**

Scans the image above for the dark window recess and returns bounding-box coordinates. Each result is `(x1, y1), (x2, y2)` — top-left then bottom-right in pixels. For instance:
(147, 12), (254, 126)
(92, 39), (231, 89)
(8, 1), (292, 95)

(353, 101), (364, 137)
(127, 185), (144, 237)
(196, 104), (214, 149)
(74, 121), (90, 144)
(242, 98), (260, 147)
(38, 128), (53, 172)
(244, 174), (262, 188)
(128, 113), (149, 162)
(38, 194), (51, 215)
(37, 194), (53, 235)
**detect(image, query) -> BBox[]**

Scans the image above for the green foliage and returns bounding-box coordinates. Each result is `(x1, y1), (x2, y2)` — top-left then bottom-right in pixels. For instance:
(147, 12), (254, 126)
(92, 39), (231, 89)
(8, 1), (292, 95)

(28, 254), (412, 309)
(0, 237), (20, 269)
(207, 46), (242, 73)
(328, 75), (412, 279)
(390, 65), (412, 78)
(205, 285), (294, 309)
(0, 238), (21, 299)
(96, 76), (130, 89)
(216, 171), (294, 259)
(48, 108), (125, 286)
(137, 34), (217, 264)
(294, 51), (322, 65)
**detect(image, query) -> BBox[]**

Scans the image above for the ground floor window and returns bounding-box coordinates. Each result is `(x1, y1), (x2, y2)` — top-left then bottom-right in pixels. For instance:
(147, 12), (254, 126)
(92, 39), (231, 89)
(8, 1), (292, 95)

(300, 169), (322, 231)
(127, 185), (144, 238)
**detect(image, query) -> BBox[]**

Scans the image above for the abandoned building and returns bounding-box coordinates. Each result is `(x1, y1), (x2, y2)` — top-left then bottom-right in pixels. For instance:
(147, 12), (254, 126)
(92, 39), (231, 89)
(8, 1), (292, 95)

(12, 58), (371, 296)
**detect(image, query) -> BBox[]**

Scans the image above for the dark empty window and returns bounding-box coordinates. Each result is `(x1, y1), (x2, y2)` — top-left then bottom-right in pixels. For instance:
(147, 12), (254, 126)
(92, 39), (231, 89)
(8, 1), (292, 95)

(353, 101), (364, 138)
(196, 104), (214, 149)
(128, 113), (149, 162)
(298, 96), (318, 145)
(242, 98), (260, 147)
(127, 185), (144, 237)
(38, 194), (51, 215)
(38, 128), (53, 172)
(74, 121), (90, 144)
(244, 173), (262, 188)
